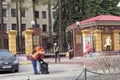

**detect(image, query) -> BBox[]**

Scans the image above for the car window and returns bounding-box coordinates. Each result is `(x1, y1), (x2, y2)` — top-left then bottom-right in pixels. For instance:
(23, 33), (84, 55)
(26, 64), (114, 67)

(0, 51), (13, 58)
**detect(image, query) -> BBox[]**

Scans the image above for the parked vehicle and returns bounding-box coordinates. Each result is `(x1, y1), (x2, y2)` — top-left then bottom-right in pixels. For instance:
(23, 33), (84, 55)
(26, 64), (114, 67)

(0, 49), (19, 72)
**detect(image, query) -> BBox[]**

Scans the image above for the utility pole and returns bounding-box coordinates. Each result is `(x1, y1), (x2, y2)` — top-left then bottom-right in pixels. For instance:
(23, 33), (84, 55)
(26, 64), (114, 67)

(58, 0), (62, 52)
(0, 0), (4, 49)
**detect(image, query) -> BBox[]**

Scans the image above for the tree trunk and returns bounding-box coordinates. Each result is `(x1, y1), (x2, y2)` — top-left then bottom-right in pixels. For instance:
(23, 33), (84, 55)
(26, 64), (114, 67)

(16, 0), (20, 53)
(48, 3), (53, 46)
(0, 0), (4, 49)
(58, 0), (62, 52)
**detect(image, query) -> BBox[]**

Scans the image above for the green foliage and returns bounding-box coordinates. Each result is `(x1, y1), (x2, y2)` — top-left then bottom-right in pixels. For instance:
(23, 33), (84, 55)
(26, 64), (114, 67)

(53, 0), (120, 45)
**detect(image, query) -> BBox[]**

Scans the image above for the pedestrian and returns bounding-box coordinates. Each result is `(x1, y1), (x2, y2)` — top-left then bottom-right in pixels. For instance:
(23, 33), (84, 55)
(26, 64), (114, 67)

(68, 44), (73, 60)
(84, 42), (91, 57)
(30, 45), (44, 74)
(54, 43), (60, 63)
(104, 36), (112, 51)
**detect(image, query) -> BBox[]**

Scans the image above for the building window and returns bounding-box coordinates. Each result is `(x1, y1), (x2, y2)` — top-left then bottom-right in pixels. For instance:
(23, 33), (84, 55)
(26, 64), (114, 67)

(42, 11), (46, 19)
(52, 11), (56, 19)
(3, 9), (7, 17)
(12, 24), (17, 30)
(21, 9), (26, 17)
(0, 24), (7, 31)
(11, 0), (15, 2)
(4, 24), (7, 31)
(21, 24), (26, 31)
(11, 9), (16, 17)
(42, 24), (47, 32)
(35, 11), (39, 18)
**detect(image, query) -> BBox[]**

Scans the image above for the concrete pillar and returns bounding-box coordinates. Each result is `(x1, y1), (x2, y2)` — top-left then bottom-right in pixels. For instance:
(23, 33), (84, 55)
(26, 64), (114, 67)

(113, 30), (120, 51)
(7, 30), (17, 55)
(94, 30), (103, 52)
(24, 30), (33, 56)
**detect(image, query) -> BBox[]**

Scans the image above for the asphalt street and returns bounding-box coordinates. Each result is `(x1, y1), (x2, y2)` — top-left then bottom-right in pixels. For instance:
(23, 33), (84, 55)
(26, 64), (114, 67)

(0, 56), (96, 80)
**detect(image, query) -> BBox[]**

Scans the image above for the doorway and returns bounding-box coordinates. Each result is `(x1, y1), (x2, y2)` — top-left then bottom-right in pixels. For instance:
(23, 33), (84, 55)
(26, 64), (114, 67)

(102, 34), (112, 51)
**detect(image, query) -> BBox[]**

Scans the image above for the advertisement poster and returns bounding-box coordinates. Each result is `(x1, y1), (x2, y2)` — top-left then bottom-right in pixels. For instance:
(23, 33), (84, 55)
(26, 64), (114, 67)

(76, 35), (81, 44)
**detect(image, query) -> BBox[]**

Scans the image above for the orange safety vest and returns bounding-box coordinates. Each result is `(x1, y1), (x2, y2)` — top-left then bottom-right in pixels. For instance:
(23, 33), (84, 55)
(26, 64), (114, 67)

(32, 47), (44, 60)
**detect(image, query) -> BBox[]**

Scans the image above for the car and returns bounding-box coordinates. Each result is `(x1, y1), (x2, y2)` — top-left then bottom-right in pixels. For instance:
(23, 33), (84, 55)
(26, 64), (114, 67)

(0, 49), (19, 72)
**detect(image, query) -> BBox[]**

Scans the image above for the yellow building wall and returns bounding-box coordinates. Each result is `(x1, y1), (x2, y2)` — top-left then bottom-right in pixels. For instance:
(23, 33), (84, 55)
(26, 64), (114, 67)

(113, 30), (120, 50)
(24, 30), (33, 56)
(7, 30), (17, 55)
(94, 30), (103, 52)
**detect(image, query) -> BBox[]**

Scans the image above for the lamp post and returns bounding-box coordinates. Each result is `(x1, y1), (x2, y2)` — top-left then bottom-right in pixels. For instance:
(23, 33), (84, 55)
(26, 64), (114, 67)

(76, 21), (80, 28)
(31, 20), (35, 27)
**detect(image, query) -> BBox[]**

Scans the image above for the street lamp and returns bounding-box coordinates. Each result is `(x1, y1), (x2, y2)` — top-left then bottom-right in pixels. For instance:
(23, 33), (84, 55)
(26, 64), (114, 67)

(31, 20), (35, 27)
(76, 21), (80, 28)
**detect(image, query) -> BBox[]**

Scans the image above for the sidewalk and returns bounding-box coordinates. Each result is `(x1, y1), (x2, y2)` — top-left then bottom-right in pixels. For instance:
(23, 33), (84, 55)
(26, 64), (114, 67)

(18, 55), (95, 68)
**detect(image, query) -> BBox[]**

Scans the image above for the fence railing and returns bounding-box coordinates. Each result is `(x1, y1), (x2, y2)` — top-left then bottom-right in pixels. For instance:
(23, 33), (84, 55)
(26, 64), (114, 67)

(75, 65), (120, 80)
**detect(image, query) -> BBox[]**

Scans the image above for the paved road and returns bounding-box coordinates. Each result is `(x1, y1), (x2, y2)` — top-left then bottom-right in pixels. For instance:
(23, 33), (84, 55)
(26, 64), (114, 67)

(0, 60), (84, 80)
(0, 56), (97, 80)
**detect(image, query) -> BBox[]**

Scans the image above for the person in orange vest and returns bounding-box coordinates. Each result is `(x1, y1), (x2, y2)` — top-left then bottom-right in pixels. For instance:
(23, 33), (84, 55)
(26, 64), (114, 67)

(31, 45), (44, 74)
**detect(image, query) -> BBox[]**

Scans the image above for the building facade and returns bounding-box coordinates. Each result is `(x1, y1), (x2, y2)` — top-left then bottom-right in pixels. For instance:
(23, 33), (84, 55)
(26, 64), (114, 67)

(67, 15), (120, 57)
(1, 0), (56, 53)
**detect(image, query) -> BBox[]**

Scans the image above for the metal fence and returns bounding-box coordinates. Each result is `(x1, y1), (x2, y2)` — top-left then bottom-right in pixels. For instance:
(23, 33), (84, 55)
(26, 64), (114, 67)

(75, 65), (120, 80)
